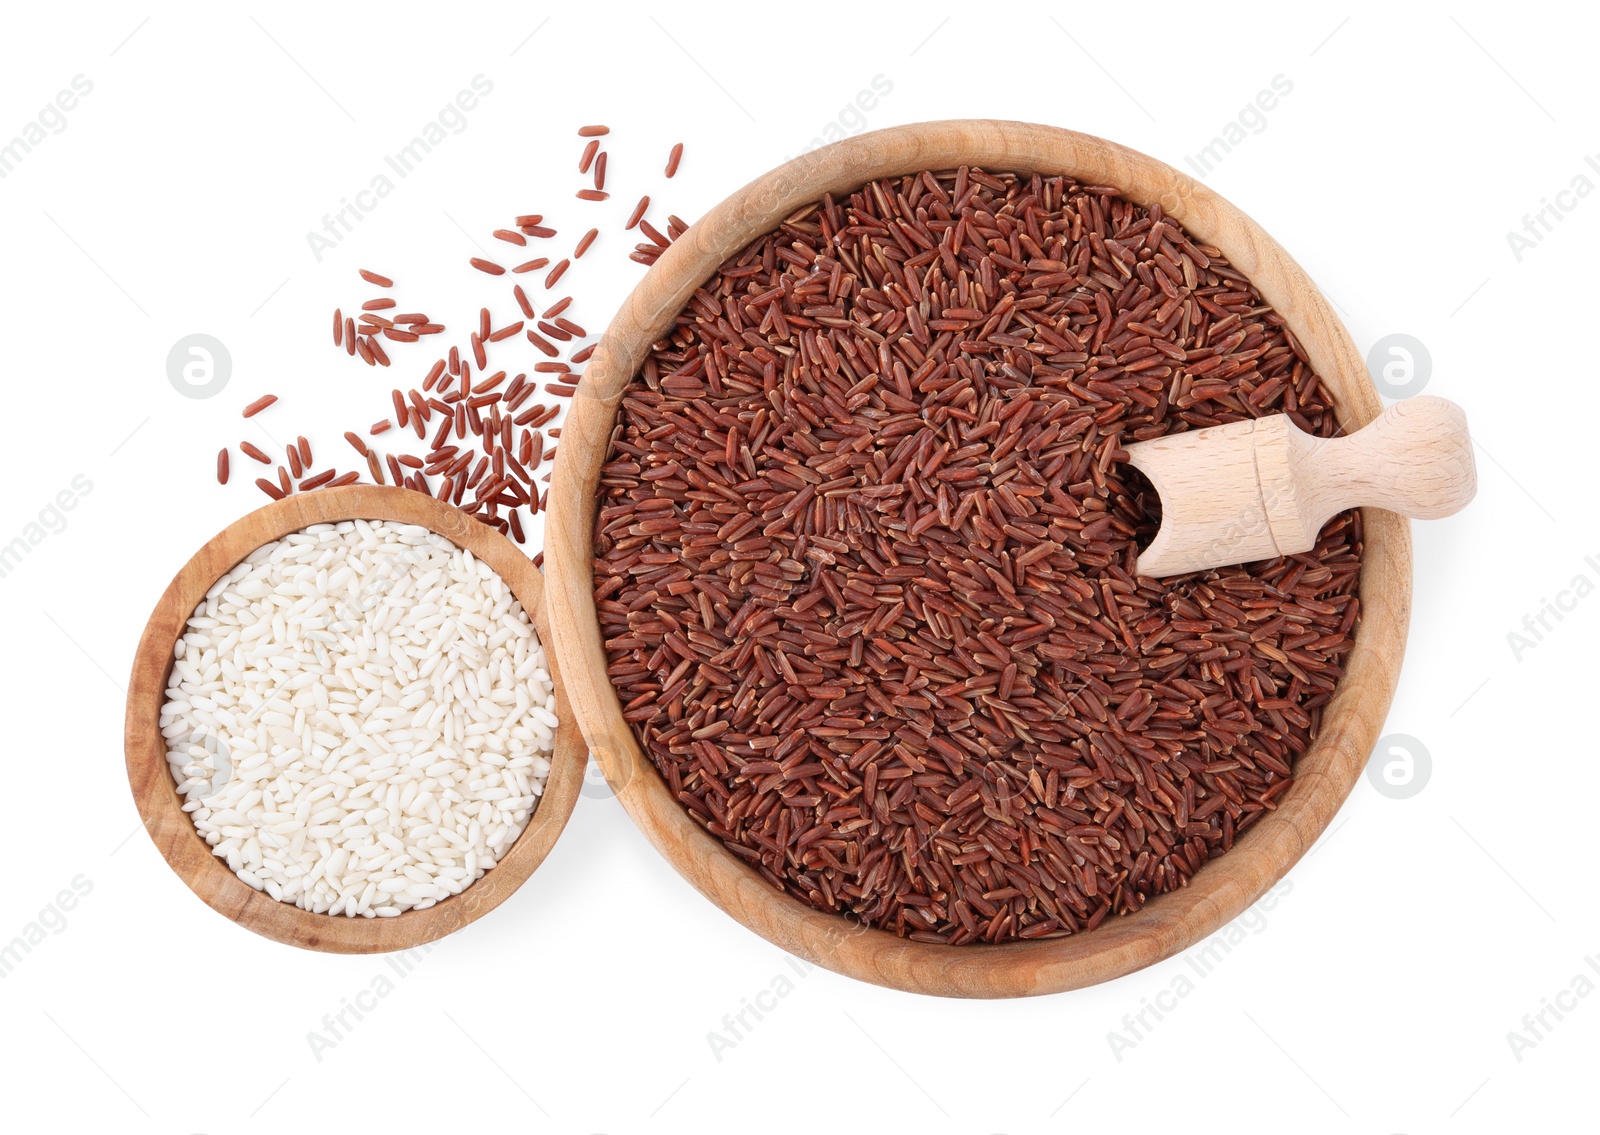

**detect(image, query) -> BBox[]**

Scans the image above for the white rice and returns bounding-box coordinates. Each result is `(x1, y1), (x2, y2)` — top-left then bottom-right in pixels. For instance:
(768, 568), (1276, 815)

(159, 519), (557, 917)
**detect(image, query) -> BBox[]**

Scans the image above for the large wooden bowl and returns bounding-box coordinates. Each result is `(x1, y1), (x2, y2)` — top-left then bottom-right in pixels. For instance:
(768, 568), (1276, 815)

(125, 485), (586, 952)
(546, 120), (1409, 997)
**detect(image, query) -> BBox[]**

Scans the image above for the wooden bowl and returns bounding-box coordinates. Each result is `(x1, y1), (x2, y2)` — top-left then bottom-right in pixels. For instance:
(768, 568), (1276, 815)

(546, 120), (1409, 997)
(125, 485), (586, 953)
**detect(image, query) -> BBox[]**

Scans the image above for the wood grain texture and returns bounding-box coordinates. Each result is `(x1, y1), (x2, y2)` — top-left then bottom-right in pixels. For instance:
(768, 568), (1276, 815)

(1129, 418), (1277, 575)
(546, 120), (1412, 997)
(124, 485), (586, 953)
(1132, 397), (1474, 576)
(1287, 395), (1476, 529)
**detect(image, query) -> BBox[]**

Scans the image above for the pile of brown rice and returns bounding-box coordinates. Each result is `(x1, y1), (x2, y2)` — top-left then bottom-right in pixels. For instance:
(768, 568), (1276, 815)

(593, 167), (1360, 945)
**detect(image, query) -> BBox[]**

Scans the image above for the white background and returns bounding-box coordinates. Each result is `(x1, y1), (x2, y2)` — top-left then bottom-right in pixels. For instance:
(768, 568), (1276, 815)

(0, 3), (1592, 1132)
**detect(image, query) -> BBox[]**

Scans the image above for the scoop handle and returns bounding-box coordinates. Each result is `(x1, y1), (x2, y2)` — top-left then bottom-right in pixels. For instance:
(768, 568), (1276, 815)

(1293, 396), (1476, 526)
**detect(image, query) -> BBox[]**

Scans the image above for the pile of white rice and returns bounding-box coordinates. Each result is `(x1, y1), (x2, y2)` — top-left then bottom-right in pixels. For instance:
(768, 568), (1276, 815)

(160, 519), (557, 917)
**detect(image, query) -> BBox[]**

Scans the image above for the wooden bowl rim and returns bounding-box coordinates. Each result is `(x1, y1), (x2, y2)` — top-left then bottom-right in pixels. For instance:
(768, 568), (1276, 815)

(124, 485), (587, 953)
(546, 119), (1409, 997)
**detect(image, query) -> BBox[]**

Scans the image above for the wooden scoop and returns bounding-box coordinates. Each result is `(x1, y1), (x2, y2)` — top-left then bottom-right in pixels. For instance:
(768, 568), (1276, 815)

(1127, 395), (1475, 577)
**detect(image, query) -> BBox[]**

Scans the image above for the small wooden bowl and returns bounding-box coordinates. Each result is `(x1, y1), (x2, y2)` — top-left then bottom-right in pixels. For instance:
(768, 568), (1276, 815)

(125, 485), (586, 953)
(547, 120), (1410, 997)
